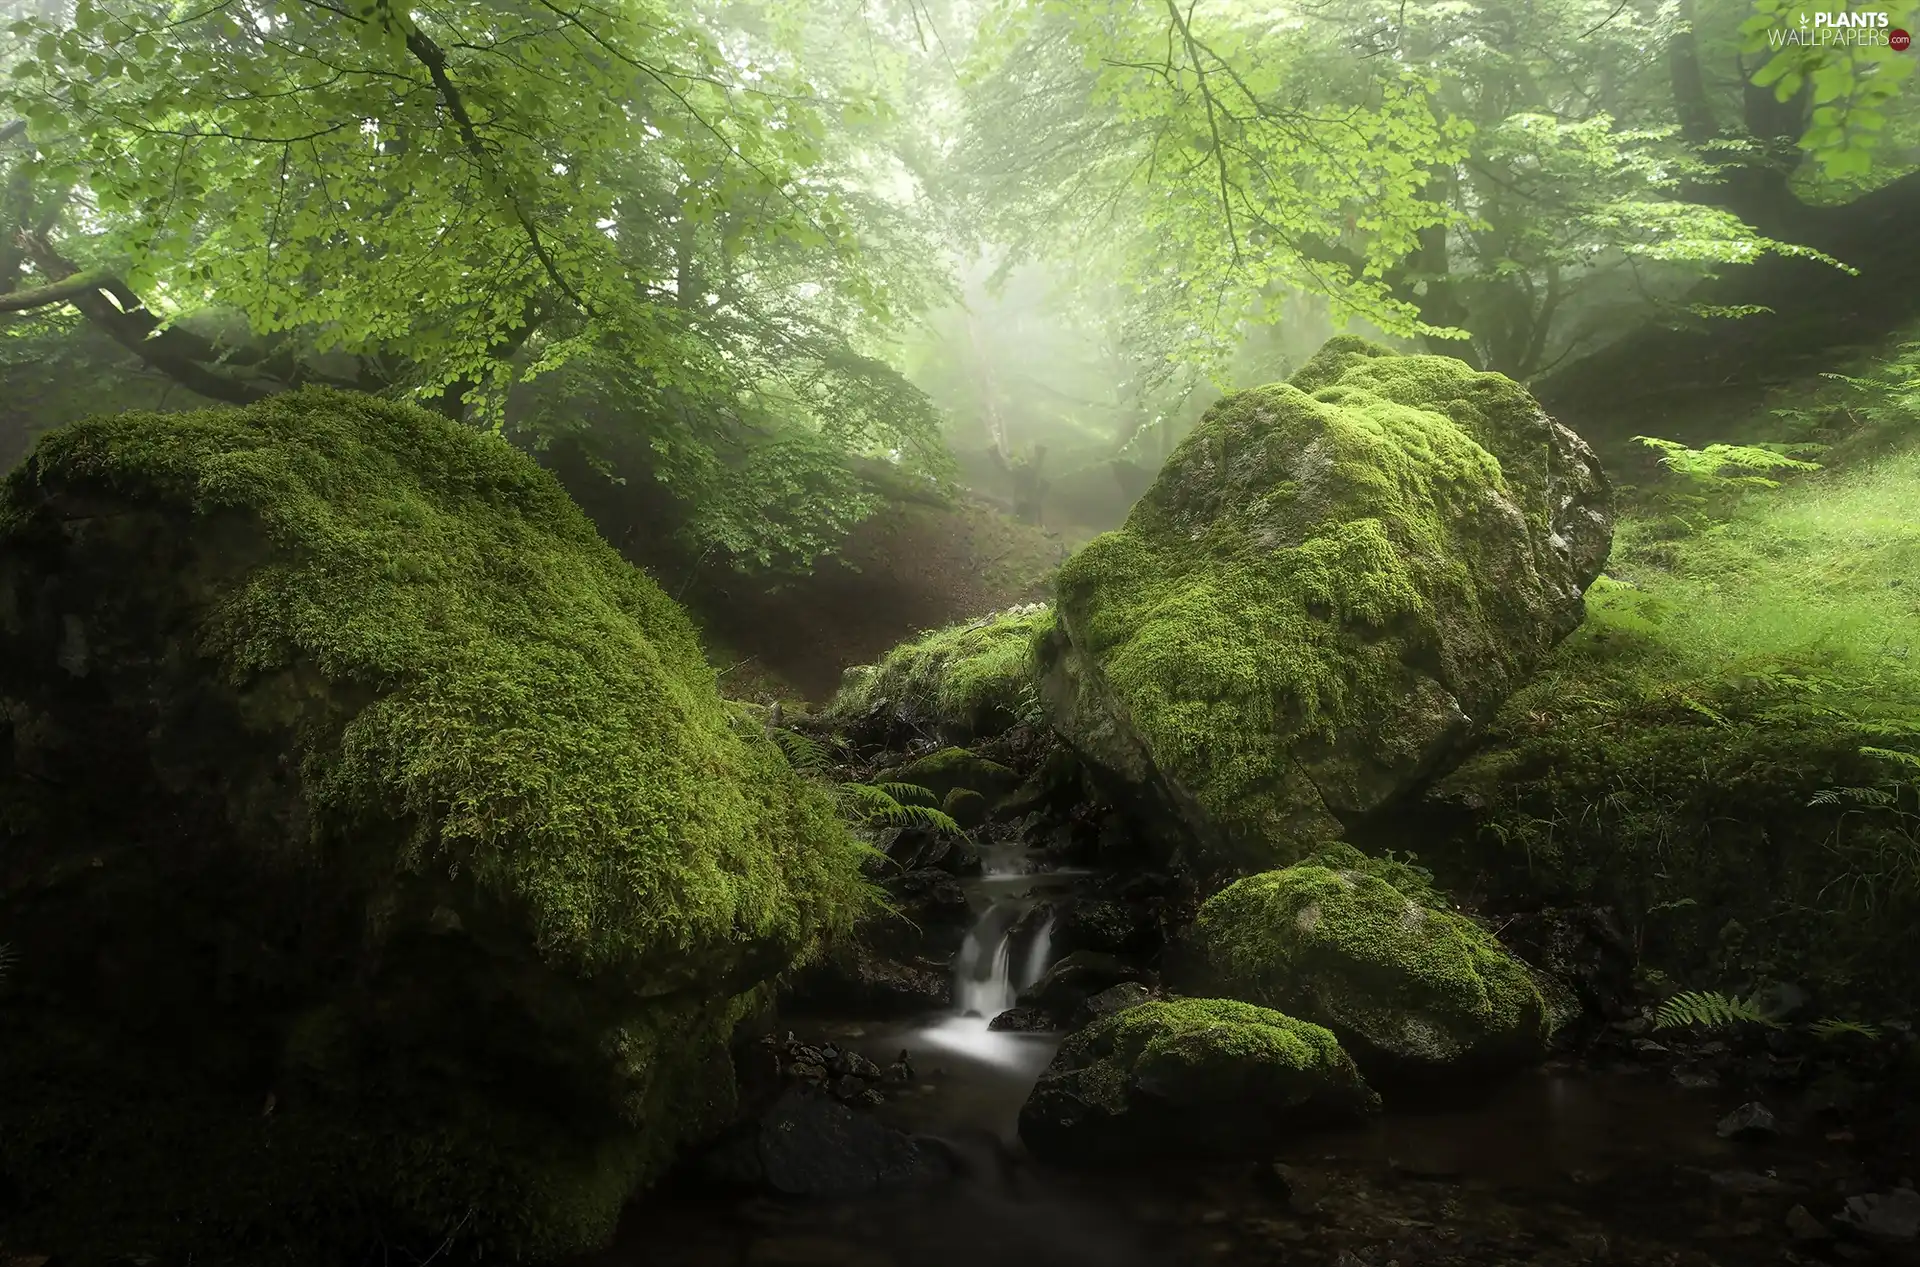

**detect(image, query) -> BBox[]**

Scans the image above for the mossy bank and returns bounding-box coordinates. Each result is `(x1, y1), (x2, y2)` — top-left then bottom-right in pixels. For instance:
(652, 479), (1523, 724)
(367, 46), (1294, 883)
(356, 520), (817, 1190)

(0, 389), (871, 1263)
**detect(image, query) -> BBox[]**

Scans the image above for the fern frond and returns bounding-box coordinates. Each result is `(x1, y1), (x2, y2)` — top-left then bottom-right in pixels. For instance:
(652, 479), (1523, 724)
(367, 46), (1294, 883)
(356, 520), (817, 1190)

(875, 781), (939, 806)
(1808, 1017), (1881, 1041)
(1653, 989), (1778, 1031)
(770, 727), (830, 776)
(837, 782), (964, 834)
(1860, 746), (1920, 774)
(0, 943), (12, 984)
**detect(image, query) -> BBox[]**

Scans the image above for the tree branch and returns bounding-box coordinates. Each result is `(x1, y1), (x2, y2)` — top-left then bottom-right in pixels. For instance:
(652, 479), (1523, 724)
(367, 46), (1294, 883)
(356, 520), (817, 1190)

(0, 270), (113, 313)
(400, 25), (595, 317)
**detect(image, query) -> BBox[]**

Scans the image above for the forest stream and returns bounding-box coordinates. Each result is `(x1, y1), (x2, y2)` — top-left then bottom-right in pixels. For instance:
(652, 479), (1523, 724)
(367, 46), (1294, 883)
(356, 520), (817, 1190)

(591, 815), (1920, 1267)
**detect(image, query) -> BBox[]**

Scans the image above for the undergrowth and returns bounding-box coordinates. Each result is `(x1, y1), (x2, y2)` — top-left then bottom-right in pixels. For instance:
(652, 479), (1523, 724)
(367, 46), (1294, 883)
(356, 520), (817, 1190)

(1439, 328), (1920, 1015)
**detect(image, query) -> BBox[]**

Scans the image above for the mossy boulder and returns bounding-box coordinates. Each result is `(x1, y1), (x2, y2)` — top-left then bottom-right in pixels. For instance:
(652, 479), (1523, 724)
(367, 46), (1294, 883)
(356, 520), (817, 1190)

(0, 390), (870, 1263)
(1016, 998), (1379, 1162)
(1039, 337), (1611, 871)
(825, 603), (1052, 742)
(1180, 862), (1550, 1078)
(891, 746), (1020, 802)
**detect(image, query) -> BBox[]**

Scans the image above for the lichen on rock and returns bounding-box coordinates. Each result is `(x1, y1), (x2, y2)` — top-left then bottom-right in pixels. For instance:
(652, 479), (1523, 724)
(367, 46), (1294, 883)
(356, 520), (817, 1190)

(0, 388), (872, 1262)
(1017, 997), (1379, 1162)
(1181, 862), (1550, 1077)
(1039, 337), (1611, 871)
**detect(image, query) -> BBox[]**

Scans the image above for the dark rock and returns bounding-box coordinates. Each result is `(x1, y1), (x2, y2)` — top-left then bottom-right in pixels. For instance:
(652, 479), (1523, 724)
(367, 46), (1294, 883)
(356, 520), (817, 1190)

(1709, 1170), (1785, 1195)
(829, 1050), (883, 1080)
(1787, 1206), (1834, 1242)
(832, 1074), (865, 1100)
(1054, 897), (1158, 957)
(1016, 950), (1148, 1013)
(1497, 905), (1636, 1027)
(1839, 1188), (1920, 1240)
(749, 1088), (951, 1197)
(1070, 982), (1153, 1028)
(1717, 1101), (1778, 1140)
(989, 1006), (1057, 1032)
(786, 940), (951, 1016)
(943, 786), (989, 829)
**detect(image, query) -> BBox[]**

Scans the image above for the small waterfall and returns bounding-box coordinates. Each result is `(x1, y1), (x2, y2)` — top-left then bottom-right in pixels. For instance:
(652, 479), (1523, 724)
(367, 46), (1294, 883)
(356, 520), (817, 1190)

(952, 902), (1056, 1020)
(1017, 910), (1055, 994)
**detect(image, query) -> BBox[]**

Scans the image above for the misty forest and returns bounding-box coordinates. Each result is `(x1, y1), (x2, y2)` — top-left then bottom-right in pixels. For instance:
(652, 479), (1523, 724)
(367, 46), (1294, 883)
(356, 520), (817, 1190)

(0, 0), (1918, 1262)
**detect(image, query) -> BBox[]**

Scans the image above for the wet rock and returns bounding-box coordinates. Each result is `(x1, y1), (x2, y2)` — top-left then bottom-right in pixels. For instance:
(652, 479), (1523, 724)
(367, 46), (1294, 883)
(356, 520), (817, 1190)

(1709, 1169), (1785, 1195)
(1633, 1038), (1672, 1058)
(883, 1050), (915, 1083)
(1018, 998), (1379, 1162)
(1054, 897), (1159, 957)
(1070, 981), (1153, 1028)
(989, 1006), (1057, 1032)
(1838, 1188), (1920, 1240)
(741, 1088), (950, 1197)
(1787, 1205), (1835, 1241)
(829, 1050), (883, 1080)
(1016, 949), (1149, 1014)
(786, 939), (951, 1016)
(1497, 905), (1636, 1027)
(1717, 1101), (1778, 1140)
(1672, 1065), (1720, 1089)
(942, 787), (989, 830)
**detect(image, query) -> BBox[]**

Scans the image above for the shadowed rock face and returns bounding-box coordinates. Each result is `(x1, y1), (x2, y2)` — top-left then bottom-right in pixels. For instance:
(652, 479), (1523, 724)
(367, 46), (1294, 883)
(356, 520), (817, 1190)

(0, 389), (868, 1262)
(1039, 337), (1613, 874)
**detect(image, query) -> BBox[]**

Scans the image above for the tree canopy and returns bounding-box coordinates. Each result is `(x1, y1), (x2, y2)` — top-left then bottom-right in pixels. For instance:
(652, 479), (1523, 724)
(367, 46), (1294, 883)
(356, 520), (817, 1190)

(3, 0), (1914, 561)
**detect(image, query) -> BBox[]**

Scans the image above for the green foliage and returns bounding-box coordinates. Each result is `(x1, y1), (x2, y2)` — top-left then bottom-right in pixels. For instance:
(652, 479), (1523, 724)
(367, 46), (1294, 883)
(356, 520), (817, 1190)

(1635, 435), (1824, 492)
(1739, 0), (1920, 181)
(1438, 351), (1920, 1012)
(825, 602), (1054, 739)
(765, 725), (967, 835)
(1808, 1016), (1883, 1040)
(1652, 988), (1779, 1030)
(0, 0), (954, 569)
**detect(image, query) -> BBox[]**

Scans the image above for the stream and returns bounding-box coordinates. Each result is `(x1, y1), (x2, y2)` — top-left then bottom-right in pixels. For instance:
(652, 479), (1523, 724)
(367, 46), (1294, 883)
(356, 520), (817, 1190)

(593, 836), (1915, 1267)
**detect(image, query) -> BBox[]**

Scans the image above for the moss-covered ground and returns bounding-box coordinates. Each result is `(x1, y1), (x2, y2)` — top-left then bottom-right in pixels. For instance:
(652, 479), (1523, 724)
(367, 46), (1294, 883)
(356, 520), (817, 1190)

(1434, 327), (1920, 1017)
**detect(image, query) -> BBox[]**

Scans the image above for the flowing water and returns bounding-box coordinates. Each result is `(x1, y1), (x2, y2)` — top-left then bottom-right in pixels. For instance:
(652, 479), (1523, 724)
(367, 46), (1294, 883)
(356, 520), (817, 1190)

(597, 839), (1891, 1267)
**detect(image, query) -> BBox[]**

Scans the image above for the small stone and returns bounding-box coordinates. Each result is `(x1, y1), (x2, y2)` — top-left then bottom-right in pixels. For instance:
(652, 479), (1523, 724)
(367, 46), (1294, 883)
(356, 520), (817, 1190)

(1785, 1206), (1833, 1241)
(1569, 1230), (1610, 1260)
(1838, 1188), (1920, 1240)
(1634, 1038), (1672, 1057)
(882, 1061), (912, 1083)
(859, 1088), (886, 1107)
(1200, 1209), (1230, 1225)
(1611, 1016), (1650, 1036)
(788, 1059), (828, 1082)
(1718, 1102), (1779, 1140)
(833, 1074), (864, 1100)
(1710, 1170), (1785, 1195)
(1254, 1161), (1295, 1203)
(1673, 1066), (1720, 1089)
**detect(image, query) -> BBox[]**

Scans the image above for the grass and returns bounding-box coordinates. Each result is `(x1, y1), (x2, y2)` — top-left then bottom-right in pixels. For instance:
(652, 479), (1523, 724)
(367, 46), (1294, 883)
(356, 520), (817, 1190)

(1436, 326), (1920, 1015)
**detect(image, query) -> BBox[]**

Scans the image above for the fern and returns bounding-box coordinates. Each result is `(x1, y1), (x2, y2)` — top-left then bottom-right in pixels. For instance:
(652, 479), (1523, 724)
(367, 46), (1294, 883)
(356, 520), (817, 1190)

(837, 781), (964, 834)
(1807, 1017), (1882, 1041)
(1653, 989), (1779, 1030)
(769, 727), (832, 778)
(0, 943), (12, 985)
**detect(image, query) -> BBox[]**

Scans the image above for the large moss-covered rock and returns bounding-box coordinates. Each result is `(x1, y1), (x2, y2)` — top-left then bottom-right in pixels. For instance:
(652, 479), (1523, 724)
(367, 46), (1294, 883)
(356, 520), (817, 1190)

(0, 390), (870, 1263)
(1181, 862), (1550, 1077)
(1017, 998), (1379, 1162)
(1039, 338), (1611, 870)
(825, 602), (1052, 742)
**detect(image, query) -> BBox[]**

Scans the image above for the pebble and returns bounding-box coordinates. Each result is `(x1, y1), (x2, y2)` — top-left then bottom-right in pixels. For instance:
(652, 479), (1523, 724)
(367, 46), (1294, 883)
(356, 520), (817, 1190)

(1786, 1205), (1833, 1241)
(1717, 1101), (1778, 1140)
(1838, 1187), (1920, 1240)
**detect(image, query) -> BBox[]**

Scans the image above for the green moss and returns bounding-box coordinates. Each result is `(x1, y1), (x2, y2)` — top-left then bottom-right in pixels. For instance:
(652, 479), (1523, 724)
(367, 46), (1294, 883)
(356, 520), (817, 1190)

(825, 602), (1053, 739)
(0, 389), (871, 1260)
(1187, 864), (1548, 1073)
(1018, 997), (1379, 1160)
(942, 786), (989, 828)
(1425, 342), (1920, 1015)
(1047, 343), (1602, 868)
(891, 746), (1019, 800)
